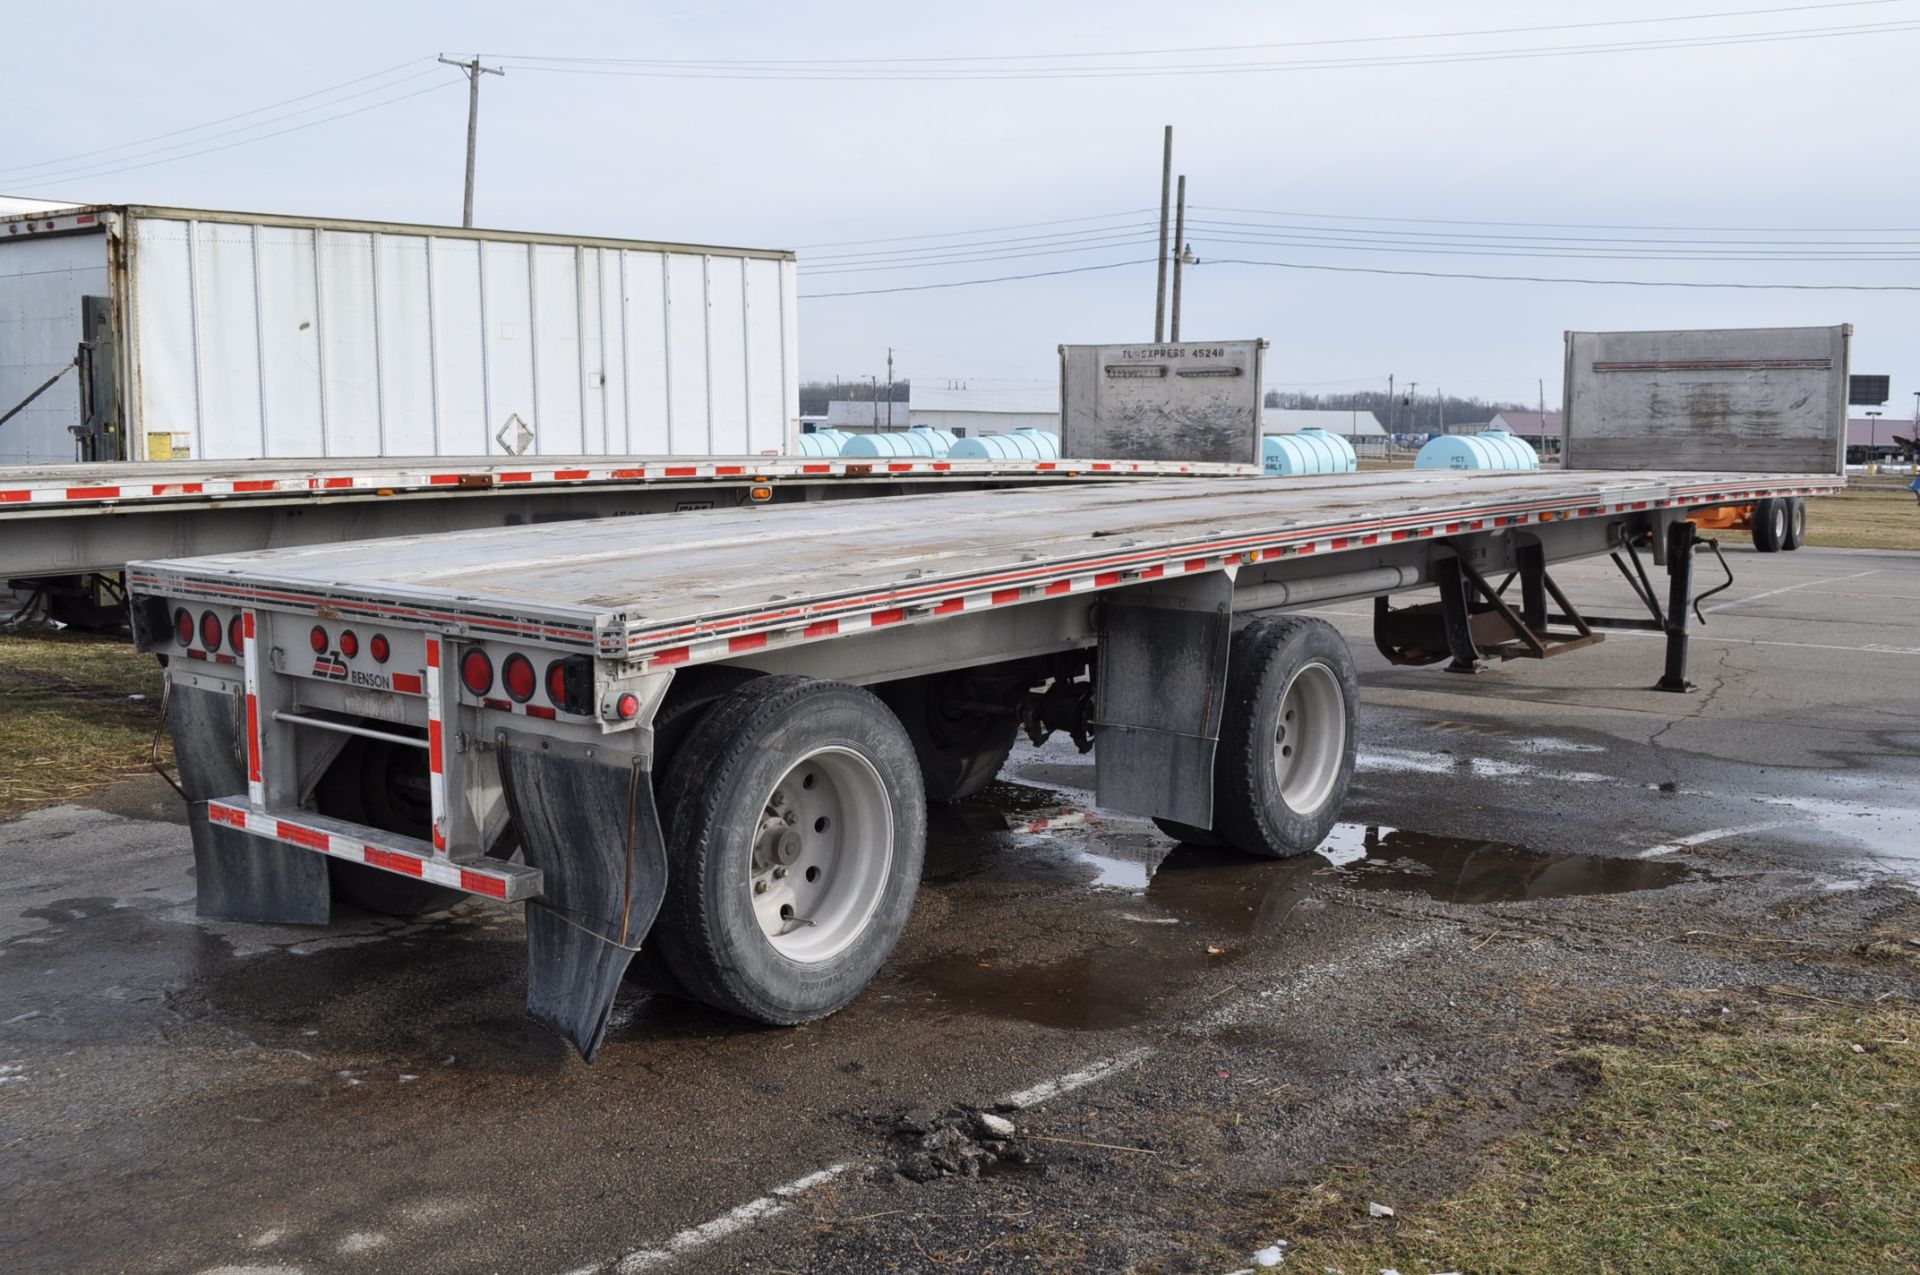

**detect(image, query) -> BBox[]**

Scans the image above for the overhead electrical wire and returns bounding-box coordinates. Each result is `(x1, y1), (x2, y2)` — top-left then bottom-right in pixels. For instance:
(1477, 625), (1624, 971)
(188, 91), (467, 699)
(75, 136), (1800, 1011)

(802, 235), (1161, 276)
(802, 221), (1159, 264)
(1191, 204), (1920, 235)
(799, 258), (1157, 298)
(1183, 215), (1920, 247)
(0, 59), (440, 182)
(491, 0), (1908, 66)
(794, 208), (1156, 250)
(493, 16), (1920, 81)
(1185, 230), (1920, 262)
(1202, 257), (1920, 291)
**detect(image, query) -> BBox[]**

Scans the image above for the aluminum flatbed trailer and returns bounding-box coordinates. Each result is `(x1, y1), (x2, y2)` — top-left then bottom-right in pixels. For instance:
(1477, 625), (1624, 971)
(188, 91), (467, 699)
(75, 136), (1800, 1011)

(0, 452), (1247, 581)
(129, 466), (1838, 1058)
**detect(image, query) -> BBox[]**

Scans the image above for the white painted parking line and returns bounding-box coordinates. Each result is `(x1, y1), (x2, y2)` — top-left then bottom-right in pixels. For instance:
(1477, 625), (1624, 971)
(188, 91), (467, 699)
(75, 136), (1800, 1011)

(1002, 1047), (1155, 1110)
(594, 1163), (853, 1275)
(1638, 821), (1798, 858)
(1701, 569), (1880, 615)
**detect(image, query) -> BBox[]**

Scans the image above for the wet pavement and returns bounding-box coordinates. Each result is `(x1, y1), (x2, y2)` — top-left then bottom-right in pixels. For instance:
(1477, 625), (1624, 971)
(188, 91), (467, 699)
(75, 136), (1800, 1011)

(2, 544), (1918, 1274)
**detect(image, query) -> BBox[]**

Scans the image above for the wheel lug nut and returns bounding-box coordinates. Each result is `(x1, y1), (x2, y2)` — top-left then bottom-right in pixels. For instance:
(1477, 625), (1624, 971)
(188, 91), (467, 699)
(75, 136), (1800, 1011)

(773, 866), (788, 879)
(770, 789), (786, 807)
(754, 880), (769, 895)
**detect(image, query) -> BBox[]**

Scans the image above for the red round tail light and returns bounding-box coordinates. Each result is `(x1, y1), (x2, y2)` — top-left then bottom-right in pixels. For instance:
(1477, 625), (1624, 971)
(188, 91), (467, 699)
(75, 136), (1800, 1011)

(310, 625), (329, 653)
(545, 660), (570, 707)
(369, 634), (390, 664)
(339, 630), (360, 658)
(174, 608), (194, 647)
(460, 649), (494, 696)
(502, 653), (536, 702)
(615, 692), (641, 720)
(228, 615), (245, 653)
(200, 611), (223, 652)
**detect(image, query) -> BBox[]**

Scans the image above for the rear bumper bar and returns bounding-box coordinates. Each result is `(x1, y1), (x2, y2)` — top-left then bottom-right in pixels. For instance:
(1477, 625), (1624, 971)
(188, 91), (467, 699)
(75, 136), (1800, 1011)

(207, 798), (544, 902)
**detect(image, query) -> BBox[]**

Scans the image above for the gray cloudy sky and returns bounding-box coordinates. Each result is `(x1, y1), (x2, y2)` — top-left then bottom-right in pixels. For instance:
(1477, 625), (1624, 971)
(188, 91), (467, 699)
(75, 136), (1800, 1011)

(7, 0), (1917, 416)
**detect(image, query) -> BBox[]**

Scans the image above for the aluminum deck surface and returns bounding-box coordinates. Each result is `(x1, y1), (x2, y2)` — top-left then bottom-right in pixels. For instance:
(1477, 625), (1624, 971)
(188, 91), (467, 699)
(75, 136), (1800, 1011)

(131, 469), (1837, 666)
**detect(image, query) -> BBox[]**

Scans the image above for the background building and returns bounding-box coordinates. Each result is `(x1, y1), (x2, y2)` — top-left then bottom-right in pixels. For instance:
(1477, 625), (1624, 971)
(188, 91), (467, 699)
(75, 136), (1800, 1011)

(909, 379), (1058, 437)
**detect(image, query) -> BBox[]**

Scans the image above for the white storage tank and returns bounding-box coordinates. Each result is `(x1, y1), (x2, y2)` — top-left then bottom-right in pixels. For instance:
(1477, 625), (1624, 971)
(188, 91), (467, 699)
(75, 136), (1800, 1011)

(794, 428), (853, 457)
(948, 428), (1061, 462)
(1262, 427), (1357, 476)
(1415, 425), (1540, 472)
(839, 425), (959, 458)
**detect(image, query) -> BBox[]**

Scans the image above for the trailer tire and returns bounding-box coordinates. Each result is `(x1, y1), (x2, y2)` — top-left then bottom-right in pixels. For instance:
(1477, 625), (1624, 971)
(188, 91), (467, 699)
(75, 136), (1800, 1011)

(316, 736), (463, 917)
(1783, 497), (1808, 551)
(880, 671), (1019, 803)
(652, 676), (927, 1024)
(1752, 498), (1788, 553)
(1210, 616), (1358, 859)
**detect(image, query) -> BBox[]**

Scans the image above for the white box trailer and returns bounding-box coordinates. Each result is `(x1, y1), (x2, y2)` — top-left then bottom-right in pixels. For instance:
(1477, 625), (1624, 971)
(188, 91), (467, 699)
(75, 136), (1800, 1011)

(0, 204), (798, 465)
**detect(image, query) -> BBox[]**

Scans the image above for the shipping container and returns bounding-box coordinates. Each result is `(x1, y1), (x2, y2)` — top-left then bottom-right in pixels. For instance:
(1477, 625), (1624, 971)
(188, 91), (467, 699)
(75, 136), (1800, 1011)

(0, 204), (798, 464)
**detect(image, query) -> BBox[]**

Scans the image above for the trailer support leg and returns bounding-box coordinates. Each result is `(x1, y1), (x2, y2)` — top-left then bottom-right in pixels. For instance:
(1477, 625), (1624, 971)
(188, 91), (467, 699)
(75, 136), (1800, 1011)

(498, 732), (669, 1062)
(171, 681), (330, 925)
(1435, 555), (1482, 674)
(1657, 520), (1698, 693)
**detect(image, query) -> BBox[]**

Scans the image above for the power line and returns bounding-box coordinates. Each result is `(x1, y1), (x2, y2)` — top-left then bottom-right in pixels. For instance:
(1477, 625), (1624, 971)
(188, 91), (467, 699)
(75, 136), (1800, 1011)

(804, 221), (1160, 264)
(494, 18), (1920, 81)
(1187, 230), (1920, 261)
(488, 1), (1909, 66)
(1206, 257), (1920, 290)
(800, 258), (1155, 298)
(0, 57), (436, 180)
(1184, 215), (1920, 247)
(1192, 204), (1920, 234)
(14, 80), (465, 186)
(794, 208), (1155, 250)
(801, 232), (1160, 274)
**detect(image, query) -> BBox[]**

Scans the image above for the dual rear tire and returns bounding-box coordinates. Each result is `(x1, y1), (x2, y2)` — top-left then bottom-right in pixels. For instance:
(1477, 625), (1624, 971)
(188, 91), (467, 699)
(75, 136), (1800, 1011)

(1753, 497), (1807, 553)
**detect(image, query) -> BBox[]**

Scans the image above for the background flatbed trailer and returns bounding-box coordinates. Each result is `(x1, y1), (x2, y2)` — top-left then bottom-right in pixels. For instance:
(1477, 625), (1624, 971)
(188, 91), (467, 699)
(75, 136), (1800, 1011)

(0, 452), (1250, 581)
(129, 465), (1838, 1058)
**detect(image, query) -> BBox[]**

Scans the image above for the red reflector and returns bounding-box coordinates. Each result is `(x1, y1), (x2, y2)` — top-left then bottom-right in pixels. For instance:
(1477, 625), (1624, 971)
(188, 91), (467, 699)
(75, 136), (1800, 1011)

(310, 625), (328, 653)
(200, 611), (223, 652)
(339, 630), (359, 658)
(616, 692), (640, 720)
(174, 608), (194, 646)
(229, 615), (245, 653)
(461, 649), (494, 696)
(369, 634), (390, 664)
(502, 653), (536, 702)
(545, 660), (569, 706)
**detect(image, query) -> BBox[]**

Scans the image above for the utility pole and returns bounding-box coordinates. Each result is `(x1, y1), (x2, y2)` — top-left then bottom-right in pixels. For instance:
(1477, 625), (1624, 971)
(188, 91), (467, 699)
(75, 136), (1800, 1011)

(886, 348), (895, 429)
(439, 54), (504, 228)
(1386, 374), (1395, 446)
(1406, 381), (1418, 437)
(1434, 387), (1443, 435)
(1153, 125), (1172, 342)
(1169, 175), (1188, 342)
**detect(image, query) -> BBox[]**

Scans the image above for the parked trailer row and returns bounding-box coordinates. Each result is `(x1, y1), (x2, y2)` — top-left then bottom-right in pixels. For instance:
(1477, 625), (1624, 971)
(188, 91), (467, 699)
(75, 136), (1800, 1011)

(130, 465), (1839, 1058)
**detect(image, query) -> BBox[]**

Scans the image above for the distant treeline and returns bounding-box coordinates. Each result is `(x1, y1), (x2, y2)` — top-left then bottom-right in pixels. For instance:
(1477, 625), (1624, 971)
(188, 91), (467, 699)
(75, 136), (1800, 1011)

(800, 379), (913, 416)
(1266, 389), (1532, 434)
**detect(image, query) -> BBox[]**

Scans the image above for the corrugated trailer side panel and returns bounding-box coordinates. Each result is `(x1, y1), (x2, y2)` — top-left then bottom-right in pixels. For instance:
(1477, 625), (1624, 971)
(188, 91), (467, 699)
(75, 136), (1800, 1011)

(121, 213), (798, 461)
(0, 227), (109, 463)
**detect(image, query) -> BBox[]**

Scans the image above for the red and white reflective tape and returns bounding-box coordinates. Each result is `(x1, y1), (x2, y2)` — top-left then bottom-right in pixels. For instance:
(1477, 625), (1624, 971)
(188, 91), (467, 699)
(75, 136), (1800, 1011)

(0, 455), (1257, 511)
(242, 608), (265, 806)
(207, 799), (539, 902)
(425, 638), (449, 854)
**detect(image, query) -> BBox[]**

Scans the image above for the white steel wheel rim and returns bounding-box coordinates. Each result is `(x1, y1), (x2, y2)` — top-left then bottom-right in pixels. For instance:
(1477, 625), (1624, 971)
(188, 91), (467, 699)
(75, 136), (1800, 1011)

(749, 746), (894, 964)
(1792, 502), (1806, 539)
(1772, 505), (1788, 540)
(1271, 661), (1346, 815)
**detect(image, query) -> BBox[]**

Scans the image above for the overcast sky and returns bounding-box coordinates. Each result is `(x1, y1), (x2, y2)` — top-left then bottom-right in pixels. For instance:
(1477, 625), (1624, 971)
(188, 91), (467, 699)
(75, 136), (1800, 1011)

(7, 0), (1917, 418)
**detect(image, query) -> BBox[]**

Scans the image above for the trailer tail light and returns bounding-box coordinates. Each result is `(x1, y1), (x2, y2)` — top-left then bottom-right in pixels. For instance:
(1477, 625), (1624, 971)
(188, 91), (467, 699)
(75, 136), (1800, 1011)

(339, 630), (359, 658)
(310, 625), (328, 653)
(174, 608), (194, 647)
(544, 656), (594, 714)
(502, 653), (536, 703)
(200, 611), (223, 652)
(369, 634), (390, 664)
(228, 615), (245, 653)
(461, 649), (494, 696)
(615, 692), (641, 720)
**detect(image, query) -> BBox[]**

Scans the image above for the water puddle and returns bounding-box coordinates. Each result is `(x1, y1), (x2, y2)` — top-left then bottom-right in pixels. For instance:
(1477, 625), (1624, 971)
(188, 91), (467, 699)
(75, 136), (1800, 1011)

(910, 812), (1694, 1030)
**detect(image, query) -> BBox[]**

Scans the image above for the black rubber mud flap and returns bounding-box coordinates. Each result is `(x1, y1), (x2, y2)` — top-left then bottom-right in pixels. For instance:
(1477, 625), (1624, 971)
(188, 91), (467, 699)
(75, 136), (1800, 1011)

(171, 682), (329, 925)
(498, 732), (668, 1062)
(1093, 571), (1234, 828)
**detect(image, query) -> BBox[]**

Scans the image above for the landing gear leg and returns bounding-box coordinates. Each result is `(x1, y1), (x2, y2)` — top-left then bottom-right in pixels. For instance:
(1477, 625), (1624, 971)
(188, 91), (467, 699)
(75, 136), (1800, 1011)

(1656, 520), (1698, 693)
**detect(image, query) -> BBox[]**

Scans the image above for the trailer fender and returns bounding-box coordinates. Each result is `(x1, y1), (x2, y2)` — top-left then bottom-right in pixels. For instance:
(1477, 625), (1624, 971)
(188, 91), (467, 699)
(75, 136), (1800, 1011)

(498, 731), (668, 1061)
(170, 680), (330, 925)
(1092, 570), (1234, 829)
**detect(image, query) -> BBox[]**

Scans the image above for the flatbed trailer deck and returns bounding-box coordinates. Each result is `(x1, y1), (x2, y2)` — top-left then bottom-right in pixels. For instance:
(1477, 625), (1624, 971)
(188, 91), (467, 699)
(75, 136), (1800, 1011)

(129, 466), (1840, 1057)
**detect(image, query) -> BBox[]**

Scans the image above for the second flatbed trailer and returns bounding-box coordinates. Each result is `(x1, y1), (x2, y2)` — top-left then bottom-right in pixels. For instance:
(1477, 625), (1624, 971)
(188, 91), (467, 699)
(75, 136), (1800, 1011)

(128, 465), (1837, 1057)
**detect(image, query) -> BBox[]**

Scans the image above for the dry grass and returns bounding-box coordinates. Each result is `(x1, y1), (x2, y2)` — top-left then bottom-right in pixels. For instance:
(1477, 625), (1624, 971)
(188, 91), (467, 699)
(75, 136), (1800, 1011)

(0, 630), (169, 818)
(1260, 1005), (1920, 1275)
(1804, 482), (1920, 551)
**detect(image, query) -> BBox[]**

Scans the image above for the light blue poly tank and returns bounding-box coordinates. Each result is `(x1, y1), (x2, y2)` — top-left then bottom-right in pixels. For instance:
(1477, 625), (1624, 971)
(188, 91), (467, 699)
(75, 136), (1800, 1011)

(839, 425), (960, 458)
(1414, 426), (1540, 472)
(948, 428), (1062, 461)
(1263, 427), (1358, 476)
(794, 428), (852, 457)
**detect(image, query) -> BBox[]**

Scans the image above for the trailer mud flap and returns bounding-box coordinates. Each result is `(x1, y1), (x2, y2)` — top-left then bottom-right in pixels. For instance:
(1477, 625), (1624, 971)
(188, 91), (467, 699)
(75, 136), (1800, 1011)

(497, 732), (667, 1061)
(1092, 571), (1234, 827)
(171, 682), (330, 924)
